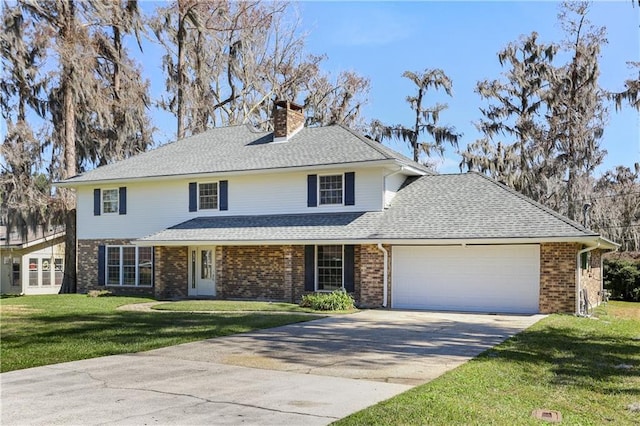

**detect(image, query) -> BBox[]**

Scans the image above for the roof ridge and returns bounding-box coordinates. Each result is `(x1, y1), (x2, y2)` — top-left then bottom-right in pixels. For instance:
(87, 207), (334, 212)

(467, 171), (597, 236)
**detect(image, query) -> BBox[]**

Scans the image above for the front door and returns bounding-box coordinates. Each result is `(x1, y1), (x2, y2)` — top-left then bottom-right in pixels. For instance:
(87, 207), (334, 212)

(189, 247), (216, 296)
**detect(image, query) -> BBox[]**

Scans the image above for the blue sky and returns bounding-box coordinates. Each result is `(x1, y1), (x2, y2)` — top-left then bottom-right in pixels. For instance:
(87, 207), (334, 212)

(292, 0), (639, 174)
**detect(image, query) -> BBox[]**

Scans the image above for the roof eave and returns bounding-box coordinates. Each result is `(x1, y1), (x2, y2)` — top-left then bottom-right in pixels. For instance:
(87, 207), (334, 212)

(134, 235), (614, 248)
(55, 158), (415, 188)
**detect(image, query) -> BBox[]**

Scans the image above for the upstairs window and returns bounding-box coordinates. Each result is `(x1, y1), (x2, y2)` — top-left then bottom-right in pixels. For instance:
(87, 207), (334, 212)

(199, 183), (218, 210)
(102, 189), (119, 214)
(319, 175), (343, 205)
(189, 181), (228, 212)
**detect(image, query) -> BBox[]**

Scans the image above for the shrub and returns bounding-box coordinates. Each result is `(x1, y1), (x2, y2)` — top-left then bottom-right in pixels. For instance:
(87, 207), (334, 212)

(300, 289), (355, 311)
(604, 258), (640, 302)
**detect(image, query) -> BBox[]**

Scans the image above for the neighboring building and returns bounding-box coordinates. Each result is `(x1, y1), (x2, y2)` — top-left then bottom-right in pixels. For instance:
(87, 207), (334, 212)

(0, 225), (65, 295)
(57, 101), (617, 314)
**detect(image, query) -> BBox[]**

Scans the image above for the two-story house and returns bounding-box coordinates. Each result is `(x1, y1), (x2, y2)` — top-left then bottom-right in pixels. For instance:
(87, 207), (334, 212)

(58, 101), (617, 314)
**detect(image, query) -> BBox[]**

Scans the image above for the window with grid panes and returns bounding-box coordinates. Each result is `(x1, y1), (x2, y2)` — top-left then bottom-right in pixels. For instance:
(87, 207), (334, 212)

(319, 175), (343, 205)
(199, 183), (218, 209)
(317, 245), (343, 291)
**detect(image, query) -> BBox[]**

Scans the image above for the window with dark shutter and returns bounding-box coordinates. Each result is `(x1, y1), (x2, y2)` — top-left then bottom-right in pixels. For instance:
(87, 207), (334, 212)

(307, 175), (317, 207)
(344, 245), (355, 292)
(189, 182), (197, 212)
(94, 189), (101, 216)
(118, 187), (127, 215)
(344, 172), (355, 206)
(219, 180), (228, 211)
(304, 245), (315, 291)
(97, 245), (106, 285)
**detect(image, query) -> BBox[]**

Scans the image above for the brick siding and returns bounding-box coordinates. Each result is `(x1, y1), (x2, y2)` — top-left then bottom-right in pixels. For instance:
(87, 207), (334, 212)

(154, 246), (188, 299)
(77, 239), (154, 297)
(539, 242), (580, 314)
(580, 248), (603, 308)
(358, 244), (390, 308)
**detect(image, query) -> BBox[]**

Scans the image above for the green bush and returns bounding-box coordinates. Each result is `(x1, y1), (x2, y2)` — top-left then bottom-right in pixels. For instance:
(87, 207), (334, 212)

(299, 289), (355, 311)
(604, 258), (640, 301)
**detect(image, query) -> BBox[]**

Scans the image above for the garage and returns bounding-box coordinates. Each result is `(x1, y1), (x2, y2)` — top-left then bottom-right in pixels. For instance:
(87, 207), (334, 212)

(392, 244), (540, 314)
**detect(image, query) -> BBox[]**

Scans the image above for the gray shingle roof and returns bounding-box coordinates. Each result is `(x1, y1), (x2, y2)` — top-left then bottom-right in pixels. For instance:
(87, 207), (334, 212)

(138, 212), (383, 243)
(63, 125), (428, 184)
(373, 172), (597, 240)
(139, 172), (601, 243)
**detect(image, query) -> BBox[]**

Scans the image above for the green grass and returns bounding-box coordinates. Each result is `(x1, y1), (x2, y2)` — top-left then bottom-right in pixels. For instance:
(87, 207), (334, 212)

(336, 301), (640, 426)
(152, 299), (357, 314)
(0, 294), (313, 373)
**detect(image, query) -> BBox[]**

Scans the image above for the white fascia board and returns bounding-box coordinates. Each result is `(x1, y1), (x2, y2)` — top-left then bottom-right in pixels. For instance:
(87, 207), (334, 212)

(134, 235), (614, 248)
(55, 159), (402, 188)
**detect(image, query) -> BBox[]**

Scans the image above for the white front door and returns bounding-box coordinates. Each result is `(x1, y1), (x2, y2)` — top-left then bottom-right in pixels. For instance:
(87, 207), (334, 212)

(189, 247), (216, 296)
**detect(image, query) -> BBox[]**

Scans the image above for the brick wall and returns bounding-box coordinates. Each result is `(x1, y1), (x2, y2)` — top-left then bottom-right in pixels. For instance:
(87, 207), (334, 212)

(539, 242), (580, 314)
(217, 245), (290, 301)
(580, 248), (603, 308)
(77, 239), (154, 297)
(154, 246), (188, 299)
(359, 244), (390, 308)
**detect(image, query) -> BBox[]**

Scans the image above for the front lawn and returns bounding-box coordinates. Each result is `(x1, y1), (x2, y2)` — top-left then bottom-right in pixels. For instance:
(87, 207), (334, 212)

(152, 299), (356, 313)
(0, 294), (313, 373)
(336, 301), (640, 426)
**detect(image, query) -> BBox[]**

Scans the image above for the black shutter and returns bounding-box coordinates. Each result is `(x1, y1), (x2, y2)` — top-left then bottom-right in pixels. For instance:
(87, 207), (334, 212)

(344, 245), (355, 292)
(189, 182), (197, 212)
(97, 245), (106, 286)
(304, 245), (315, 291)
(118, 187), (127, 215)
(219, 180), (228, 211)
(345, 172), (355, 206)
(150, 247), (155, 286)
(93, 189), (101, 216)
(307, 174), (317, 207)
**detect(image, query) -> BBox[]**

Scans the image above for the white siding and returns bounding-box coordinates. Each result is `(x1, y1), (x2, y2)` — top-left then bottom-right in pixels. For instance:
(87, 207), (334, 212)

(77, 167), (385, 239)
(384, 172), (409, 207)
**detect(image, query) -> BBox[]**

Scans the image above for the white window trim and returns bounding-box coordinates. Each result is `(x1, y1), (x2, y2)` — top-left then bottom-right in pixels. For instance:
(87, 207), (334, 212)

(318, 173), (344, 206)
(102, 188), (119, 215)
(198, 182), (219, 211)
(315, 245), (345, 292)
(105, 246), (153, 287)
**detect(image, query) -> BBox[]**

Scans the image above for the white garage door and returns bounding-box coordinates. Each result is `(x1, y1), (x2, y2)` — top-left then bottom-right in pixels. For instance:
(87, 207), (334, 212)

(392, 245), (540, 314)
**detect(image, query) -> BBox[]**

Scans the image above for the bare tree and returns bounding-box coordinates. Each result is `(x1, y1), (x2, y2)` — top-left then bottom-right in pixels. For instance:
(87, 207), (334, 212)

(304, 70), (370, 129)
(546, 1), (607, 220)
(371, 69), (459, 164)
(610, 62), (640, 112)
(590, 165), (640, 251)
(4, 0), (153, 292)
(461, 33), (557, 202)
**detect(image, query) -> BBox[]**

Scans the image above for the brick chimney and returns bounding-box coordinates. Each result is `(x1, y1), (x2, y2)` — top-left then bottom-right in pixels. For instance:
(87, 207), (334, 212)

(273, 100), (304, 140)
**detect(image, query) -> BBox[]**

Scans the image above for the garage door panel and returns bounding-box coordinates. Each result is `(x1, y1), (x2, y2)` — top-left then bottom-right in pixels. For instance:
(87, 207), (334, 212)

(392, 245), (540, 313)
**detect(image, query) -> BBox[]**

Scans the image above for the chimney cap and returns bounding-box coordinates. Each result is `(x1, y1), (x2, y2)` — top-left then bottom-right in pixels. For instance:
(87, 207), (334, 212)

(274, 100), (303, 111)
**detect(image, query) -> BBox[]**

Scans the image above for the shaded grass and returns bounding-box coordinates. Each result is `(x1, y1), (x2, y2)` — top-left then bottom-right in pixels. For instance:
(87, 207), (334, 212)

(152, 299), (357, 314)
(336, 301), (640, 426)
(0, 295), (313, 373)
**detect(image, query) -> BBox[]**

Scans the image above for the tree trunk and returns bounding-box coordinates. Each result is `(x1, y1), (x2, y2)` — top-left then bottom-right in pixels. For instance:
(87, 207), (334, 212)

(59, 209), (77, 293)
(176, 0), (186, 140)
(59, 0), (78, 293)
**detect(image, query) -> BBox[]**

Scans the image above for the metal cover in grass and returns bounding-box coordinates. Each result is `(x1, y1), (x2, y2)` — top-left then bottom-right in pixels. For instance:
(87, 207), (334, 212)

(531, 409), (562, 423)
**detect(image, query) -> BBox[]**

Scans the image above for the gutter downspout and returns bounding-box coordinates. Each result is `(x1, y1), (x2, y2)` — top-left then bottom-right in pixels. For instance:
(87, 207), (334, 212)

(576, 243), (600, 316)
(377, 243), (388, 308)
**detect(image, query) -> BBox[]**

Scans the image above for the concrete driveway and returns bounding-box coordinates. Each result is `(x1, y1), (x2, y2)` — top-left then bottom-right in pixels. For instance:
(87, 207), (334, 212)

(1, 310), (542, 425)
